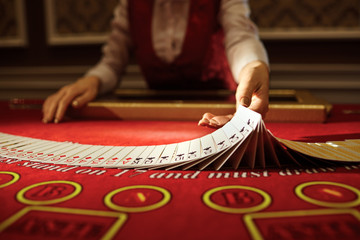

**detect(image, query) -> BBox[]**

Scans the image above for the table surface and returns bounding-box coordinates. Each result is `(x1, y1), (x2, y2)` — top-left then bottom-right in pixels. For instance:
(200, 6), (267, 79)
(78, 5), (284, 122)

(1, 102), (360, 146)
(1, 102), (360, 240)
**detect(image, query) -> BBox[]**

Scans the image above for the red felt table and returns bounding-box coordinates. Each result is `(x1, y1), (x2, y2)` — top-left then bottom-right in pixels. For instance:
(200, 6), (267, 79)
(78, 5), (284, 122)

(0, 102), (360, 240)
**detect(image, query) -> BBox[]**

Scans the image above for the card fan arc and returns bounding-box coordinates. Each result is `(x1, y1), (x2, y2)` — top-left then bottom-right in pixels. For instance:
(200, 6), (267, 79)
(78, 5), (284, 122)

(0, 106), (359, 170)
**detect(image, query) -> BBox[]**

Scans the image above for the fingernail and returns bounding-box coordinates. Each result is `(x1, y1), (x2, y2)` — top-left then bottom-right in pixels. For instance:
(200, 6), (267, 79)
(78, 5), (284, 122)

(42, 118), (48, 124)
(54, 118), (59, 124)
(203, 118), (210, 124)
(209, 119), (220, 126)
(72, 100), (79, 107)
(198, 118), (209, 126)
(240, 97), (250, 107)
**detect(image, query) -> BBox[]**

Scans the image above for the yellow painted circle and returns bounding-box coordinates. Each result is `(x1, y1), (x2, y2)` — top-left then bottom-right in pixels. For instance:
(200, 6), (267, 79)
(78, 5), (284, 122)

(295, 181), (360, 208)
(203, 185), (271, 214)
(104, 185), (171, 213)
(17, 180), (82, 205)
(0, 171), (20, 188)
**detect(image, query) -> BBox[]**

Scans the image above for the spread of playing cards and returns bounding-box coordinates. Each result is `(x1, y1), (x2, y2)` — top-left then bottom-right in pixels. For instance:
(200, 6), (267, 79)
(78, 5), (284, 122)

(1, 106), (359, 170)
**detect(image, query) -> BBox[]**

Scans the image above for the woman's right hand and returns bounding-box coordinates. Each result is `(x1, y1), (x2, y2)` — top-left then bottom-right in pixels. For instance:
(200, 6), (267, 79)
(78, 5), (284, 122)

(42, 76), (100, 123)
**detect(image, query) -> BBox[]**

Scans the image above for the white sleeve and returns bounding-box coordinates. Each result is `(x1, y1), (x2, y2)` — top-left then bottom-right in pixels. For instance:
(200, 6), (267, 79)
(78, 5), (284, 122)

(220, 0), (269, 83)
(85, 0), (132, 95)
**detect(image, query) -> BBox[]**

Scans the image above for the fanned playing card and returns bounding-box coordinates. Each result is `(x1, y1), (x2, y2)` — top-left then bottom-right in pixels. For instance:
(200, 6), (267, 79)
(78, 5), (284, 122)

(0, 106), (359, 170)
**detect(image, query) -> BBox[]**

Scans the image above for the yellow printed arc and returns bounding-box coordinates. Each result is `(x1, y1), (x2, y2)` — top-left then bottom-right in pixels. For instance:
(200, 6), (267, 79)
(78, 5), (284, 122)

(104, 185), (171, 213)
(202, 185), (271, 214)
(16, 180), (82, 205)
(244, 208), (360, 240)
(0, 171), (20, 188)
(295, 181), (360, 208)
(0, 205), (127, 240)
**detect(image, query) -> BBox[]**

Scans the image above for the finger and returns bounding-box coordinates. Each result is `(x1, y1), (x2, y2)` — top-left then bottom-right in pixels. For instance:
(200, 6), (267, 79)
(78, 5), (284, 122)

(198, 118), (210, 127)
(42, 93), (64, 123)
(54, 91), (79, 123)
(249, 94), (269, 118)
(202, 112), (215, 119)
(198, 113), (233, 128)
(209, 114), (233, 128)
(235, 79), (254, 108)
(72, 89), (97, 108)
(42, 98), (52, 123)
(248, 81), (269, 117)
(198, 112), (215, 127)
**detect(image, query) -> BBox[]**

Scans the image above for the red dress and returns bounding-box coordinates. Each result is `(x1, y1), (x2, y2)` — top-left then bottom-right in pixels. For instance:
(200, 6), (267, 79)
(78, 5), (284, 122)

(128, 0), (237, 90)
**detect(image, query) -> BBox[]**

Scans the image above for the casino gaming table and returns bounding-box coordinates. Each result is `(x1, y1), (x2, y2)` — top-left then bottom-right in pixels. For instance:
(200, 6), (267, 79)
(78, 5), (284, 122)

(0, 100), (360, 240)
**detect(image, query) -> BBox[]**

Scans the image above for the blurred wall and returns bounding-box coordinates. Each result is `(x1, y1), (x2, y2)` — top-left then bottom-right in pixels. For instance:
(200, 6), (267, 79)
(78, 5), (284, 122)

(0, 0), (359, 103)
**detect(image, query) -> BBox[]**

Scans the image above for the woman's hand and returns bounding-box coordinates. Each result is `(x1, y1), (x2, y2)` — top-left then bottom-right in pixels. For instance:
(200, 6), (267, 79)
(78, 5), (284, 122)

(198, 113), (234, 128)
(199, 60), (269, 128)
(236, 60), (269, 118)
(42, 76), (100, 123)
